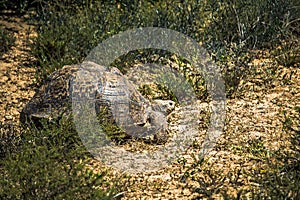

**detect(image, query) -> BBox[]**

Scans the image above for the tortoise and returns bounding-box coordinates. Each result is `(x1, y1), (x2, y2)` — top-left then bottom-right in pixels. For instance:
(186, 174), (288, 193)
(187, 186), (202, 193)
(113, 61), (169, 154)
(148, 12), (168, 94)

(20, 61), (175, 143)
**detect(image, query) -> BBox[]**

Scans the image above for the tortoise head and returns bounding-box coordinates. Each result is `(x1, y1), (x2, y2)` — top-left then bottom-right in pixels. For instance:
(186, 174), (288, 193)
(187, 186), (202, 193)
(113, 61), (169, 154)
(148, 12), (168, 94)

(151, 99), (175, 115)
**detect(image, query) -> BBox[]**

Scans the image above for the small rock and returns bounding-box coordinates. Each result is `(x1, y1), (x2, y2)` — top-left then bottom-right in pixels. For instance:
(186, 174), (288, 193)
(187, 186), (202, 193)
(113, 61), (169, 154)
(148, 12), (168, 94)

(0, 76), (9, 83)
(5, 115), (13, 120)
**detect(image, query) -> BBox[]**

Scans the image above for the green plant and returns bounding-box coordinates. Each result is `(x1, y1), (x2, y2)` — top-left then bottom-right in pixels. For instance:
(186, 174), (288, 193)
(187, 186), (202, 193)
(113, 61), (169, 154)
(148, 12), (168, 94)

(272, 39), (300, 67)
(0, 28), (16, 57)
(0, 118), (125, 199)
(246, 151), (300, 199)
(96, 106), (129, 144)
(0, 124), (20, 159)
(0, 0), (30, 14)
(203, 0), (299, 49)
(30, 0), (297, 97)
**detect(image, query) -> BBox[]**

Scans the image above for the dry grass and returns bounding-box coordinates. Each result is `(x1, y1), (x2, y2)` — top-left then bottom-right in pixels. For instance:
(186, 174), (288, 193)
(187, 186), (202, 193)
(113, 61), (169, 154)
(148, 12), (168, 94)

(1, 9), (299, 200)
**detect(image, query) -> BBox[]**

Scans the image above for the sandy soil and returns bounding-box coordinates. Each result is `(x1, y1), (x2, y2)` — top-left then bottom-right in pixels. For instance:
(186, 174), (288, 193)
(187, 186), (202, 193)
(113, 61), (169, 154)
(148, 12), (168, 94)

(0, 13), (36, 126)
(1, 12), (299, 199)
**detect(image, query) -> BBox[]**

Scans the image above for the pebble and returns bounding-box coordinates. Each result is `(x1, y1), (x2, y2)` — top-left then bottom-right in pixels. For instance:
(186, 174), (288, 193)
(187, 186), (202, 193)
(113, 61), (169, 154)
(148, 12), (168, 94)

(5, 115), (13, 120)
(0, 76), (9, 83)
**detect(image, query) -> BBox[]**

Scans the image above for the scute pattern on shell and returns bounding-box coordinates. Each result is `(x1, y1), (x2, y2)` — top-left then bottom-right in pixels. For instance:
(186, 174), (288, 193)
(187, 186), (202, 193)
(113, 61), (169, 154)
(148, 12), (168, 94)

(20, 65), (79, 122)
(20, 61), (171, 143)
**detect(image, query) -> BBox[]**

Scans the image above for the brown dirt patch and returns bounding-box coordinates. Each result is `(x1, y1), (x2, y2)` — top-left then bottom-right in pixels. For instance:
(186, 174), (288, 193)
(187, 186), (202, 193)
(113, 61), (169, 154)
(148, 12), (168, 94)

(0, 12), (36, 126)
(1, 12), (299, 200)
